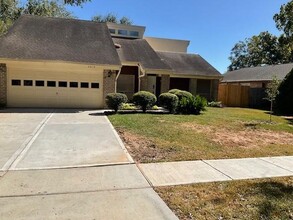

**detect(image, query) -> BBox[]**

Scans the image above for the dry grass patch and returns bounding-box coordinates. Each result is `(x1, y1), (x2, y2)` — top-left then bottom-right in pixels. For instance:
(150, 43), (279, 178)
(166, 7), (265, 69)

(156, 177), (293, 220)
(109, 108), (293, 162)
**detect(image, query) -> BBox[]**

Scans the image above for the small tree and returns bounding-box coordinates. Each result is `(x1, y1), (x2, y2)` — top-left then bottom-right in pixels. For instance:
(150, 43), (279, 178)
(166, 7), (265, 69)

(133, 91), (156, 113)
(264, 75), (281, 122)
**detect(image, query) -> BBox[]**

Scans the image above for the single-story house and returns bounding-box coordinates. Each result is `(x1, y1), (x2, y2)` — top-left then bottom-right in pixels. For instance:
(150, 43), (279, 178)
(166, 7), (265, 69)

(0, 15), (221, 108)
(220, 63), (293, 108)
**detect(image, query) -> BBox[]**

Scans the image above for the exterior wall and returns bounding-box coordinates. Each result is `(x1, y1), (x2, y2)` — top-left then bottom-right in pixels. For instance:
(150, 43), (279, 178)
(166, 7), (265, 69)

(161, 75), (170, 93)
(140, 75), (148, 91)
(107, 23), (145, 39)
(0, 63), (7, 106)
(211, 79), (219, 101)
(103, 70), (116, 107)
(144, 37), (190, 53)
(189, 78), (197, 95)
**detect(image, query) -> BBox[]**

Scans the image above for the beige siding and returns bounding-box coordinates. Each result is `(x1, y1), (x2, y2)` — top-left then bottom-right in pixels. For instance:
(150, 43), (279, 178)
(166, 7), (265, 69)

(6, 61), (105, 108)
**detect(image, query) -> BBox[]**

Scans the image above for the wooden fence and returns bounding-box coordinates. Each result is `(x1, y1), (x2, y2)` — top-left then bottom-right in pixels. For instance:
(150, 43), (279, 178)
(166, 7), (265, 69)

(218, 84), (250, 107)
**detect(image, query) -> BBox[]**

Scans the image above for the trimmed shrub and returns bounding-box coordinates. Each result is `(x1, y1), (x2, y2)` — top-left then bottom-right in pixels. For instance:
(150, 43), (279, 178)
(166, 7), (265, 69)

(105, 93), (128, 113)
(133, 91), (157, 113)
(208, 101), (222, 108)
(159, 93), (179, 113)
(276, 69), (293, 115)
(168, 89), (193, 101)
(178, 95), (207, 115)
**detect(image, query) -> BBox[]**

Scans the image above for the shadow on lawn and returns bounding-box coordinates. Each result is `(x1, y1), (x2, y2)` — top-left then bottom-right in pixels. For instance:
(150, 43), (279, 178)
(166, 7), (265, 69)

(256, 180), (293, 219)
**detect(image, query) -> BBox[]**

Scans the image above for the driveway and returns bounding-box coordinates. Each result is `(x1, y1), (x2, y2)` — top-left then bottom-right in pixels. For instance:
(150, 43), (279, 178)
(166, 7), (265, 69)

(0, 109), (177, 219)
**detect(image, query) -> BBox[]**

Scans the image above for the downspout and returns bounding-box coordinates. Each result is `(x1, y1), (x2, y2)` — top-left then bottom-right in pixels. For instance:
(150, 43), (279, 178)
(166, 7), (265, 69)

(138, 63), (146, 91)
(114, 68), (122, 93)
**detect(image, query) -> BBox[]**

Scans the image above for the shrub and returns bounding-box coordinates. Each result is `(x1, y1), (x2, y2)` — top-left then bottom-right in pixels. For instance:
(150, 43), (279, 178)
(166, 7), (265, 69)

(121, 103), (137, 110)
(276, 69), (293, 115)
(159, 93), (179, 113)
(133, 91), (157, 113)
(152, 105), (159, 110)
(177, 95), (207, 115)
(168, 89), (193, 101)
(208, 101), (222, 108)
(105, 93), (128, 113)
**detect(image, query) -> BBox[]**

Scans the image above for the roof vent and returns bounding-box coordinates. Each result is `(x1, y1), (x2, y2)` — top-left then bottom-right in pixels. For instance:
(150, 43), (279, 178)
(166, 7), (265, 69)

(115, 43), (121, 49)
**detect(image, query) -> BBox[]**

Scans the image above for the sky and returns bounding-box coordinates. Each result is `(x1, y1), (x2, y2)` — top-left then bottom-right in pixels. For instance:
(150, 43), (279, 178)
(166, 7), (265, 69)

(66, 0), (290, 74)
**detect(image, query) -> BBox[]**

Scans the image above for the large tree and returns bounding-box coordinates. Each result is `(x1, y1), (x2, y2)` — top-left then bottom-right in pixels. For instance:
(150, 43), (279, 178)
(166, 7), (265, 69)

(228, 32), (283, 71)
(228, 0), (293, 71)
(0, 0), (74, 36)
(92, 13), (132, 25)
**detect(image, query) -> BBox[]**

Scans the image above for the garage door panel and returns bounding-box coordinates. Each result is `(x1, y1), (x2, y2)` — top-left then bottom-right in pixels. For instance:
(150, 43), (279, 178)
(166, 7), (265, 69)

(7, 65), (104, 108)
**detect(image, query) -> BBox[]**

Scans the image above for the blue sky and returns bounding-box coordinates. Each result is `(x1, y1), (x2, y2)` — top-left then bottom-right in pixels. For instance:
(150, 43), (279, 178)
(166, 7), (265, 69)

(66, 0), (290, 73)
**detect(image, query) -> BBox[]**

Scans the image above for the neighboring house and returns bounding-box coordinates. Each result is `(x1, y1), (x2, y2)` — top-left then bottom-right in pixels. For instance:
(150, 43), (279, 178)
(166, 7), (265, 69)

(220, 63), (293, 108)
(0, 15), (221, 108)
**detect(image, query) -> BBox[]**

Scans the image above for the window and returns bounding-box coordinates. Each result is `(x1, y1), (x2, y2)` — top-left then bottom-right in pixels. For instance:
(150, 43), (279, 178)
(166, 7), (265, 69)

(109, 29), (115, 34)
(118, 29), (127, 35)
(81, 82), (89, 88)
(47, 81), (56, 87)
(36, 80), (44, 87)
(129, 31), (139, 37)
(24, 80), (33, 86)
(11, 79), (21, 86)
(91, 83), (99, 89)
(59, 81), (67, 87)
(70, 82), (78, 88)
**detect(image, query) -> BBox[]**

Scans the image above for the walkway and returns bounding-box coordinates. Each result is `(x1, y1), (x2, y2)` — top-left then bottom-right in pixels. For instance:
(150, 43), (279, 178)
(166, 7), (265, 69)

(138, 156), (293, 186)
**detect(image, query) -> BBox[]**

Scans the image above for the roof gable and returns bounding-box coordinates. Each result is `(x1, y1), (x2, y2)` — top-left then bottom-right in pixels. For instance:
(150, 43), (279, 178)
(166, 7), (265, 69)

(113, 38), (171, 71)
(156, 51), (221, 77)
(222, 63), (293, 82)
(0, 15), (121, 66)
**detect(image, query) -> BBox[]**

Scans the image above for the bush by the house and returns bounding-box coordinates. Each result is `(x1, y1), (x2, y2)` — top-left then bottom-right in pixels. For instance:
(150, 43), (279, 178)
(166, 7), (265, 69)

(121, 103), (137, 110)
(168, 89), (193, 101)
(133, 91), (157, 113)
(105, 93), (128, 113)
(276, 69), (293, 115)
(208, 101), (222, 108)
(159, 92), (179, 113)
(177, 95), (207, 115)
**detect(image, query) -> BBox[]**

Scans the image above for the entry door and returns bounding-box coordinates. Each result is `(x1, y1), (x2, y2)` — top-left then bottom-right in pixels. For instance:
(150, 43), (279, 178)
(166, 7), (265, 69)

(147, 75), (156, 95)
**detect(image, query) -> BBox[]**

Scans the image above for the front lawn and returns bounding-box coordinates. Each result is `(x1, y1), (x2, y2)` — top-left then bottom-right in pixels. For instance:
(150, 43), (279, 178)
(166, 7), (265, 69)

(108, 107), (293, 162)
(156, 177), (293, 219)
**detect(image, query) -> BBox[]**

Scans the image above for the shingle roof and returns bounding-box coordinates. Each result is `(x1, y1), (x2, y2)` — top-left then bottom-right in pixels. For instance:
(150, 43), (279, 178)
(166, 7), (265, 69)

(156, 51), (221, 77)
(222, 63), (293, 82)
(112, 38), (171, 71)
(0, 15), (121, 66)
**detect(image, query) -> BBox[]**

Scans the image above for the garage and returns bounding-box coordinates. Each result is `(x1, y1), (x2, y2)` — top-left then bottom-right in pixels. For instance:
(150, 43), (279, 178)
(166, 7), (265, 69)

(6, 61), (104, 108)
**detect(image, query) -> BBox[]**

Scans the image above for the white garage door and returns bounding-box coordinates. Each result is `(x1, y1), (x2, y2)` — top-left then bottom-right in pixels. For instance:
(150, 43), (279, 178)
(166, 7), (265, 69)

(7, 62), (104, 108)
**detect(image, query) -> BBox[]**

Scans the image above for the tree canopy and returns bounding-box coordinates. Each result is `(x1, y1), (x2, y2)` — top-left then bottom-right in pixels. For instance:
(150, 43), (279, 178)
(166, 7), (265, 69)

(0, 0), (73, 36)
(92, 13), (132, 25)
(228, 0), (293, 71)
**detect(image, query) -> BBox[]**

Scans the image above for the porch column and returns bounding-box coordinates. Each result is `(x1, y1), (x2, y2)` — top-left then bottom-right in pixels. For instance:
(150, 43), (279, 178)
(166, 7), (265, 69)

(103, 69), (116, 108)
(0, 63), (7, 107)
(161, 75), (170, 93)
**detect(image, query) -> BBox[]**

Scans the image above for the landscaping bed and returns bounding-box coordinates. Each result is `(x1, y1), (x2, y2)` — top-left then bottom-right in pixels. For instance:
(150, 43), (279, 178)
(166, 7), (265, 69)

(155, 177), (293, 219)
(108, 107), (293, 163)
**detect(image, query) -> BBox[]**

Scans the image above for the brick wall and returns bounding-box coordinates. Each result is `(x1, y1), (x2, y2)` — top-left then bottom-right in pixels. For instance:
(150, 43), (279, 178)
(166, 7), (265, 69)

(161, 75), (170, 93)
(0, 63), (7, 107)
(212, 79), (219, 101)
(103, 70), (116, 108)
(140, 75), (148, 91)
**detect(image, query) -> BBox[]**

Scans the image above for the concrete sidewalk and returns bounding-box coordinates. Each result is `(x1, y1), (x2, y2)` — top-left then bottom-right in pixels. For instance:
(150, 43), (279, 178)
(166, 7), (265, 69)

(138, 156), (293, 187)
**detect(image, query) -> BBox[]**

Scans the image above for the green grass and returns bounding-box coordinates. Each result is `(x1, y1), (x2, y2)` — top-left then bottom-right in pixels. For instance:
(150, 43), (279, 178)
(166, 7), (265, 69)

(108, 107), (293, 162)
(156, 177), (293, 220)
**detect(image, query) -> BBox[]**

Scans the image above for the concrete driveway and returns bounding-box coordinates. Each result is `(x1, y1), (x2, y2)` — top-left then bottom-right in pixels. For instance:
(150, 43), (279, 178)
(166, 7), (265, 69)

(0, 109), (177, 219)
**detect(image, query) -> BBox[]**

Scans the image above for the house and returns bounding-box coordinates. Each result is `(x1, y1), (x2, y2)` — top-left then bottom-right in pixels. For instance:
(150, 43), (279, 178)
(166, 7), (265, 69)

(0, 15), (221, 108)
(220, 63), (293, 108)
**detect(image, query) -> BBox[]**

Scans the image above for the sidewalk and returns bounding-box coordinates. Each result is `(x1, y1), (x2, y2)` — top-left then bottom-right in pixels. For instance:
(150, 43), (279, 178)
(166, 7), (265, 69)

(138, 156), (293, 187)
